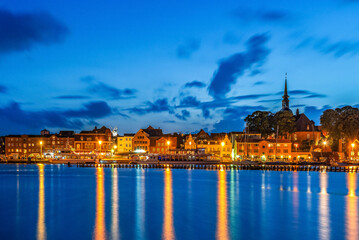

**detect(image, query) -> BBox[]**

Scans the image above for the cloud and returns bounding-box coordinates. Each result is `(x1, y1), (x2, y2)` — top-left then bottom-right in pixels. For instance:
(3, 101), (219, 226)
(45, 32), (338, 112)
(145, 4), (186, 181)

(175, 110), (190, 120)
(0, 8), (68, 54)
(64, 101), (113, 118)
(82, 76), (137, 100)
(233, 8), (291, 23)
(298, 37), (359, 58)
(176, 39), (201, 59)
(304, 93), (327, 98)
(0, 84), (7, 93)
(129, 98), (171, 115)
(179, 96), (201, 107)
(212, 105), (266, 132)
(0, 101), (122, 134)
(208, 33), (270, 99)
(54, 95), (90, 99)
(184, 80), (206, 88)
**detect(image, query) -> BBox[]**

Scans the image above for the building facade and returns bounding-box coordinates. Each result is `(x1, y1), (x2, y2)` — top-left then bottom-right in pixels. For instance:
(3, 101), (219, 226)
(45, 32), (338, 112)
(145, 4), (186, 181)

(236, 138), (292, 161)
(4, 130), (75, 159)
(117, 134), (134, 153)
(184, 130), (232, 160)
(74, 126), (113, 154)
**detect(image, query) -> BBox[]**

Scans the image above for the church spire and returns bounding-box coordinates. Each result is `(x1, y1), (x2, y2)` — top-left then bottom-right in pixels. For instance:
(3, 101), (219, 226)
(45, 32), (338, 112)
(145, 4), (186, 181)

(281, 73), (292, 113)
(284, 73), (288, 96)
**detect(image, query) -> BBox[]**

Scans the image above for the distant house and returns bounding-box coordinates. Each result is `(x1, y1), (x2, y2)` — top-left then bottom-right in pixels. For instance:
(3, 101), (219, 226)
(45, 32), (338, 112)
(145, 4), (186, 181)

(184, 129), (232, 160)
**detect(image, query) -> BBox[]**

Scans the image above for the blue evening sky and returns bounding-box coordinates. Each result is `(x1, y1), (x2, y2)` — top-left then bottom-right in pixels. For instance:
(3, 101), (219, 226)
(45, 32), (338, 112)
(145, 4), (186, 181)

(1, 0), (359, 135)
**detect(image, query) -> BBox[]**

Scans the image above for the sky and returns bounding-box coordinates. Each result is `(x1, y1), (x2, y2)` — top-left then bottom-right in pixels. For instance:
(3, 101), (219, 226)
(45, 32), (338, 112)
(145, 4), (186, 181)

(1, 0), (359, 135)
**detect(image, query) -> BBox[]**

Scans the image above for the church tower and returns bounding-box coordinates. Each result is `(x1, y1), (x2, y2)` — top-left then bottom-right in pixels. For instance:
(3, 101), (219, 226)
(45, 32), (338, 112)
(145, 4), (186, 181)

(281, 73), (292, 113)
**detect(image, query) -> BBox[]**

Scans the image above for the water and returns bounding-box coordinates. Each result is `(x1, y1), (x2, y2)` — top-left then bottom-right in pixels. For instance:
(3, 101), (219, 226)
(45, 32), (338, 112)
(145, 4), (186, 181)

(0, 164), (358, 240)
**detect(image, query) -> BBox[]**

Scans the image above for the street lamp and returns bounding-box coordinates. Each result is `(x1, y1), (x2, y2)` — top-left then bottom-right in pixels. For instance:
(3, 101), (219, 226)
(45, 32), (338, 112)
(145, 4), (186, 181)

(167, 140), (170, 152)
(221, 141), (225, 161)
(323, 141), (327, 152)
(40, 141), (43, 159)
(294, 143), (298, 152)
(98, 140), (102, 158)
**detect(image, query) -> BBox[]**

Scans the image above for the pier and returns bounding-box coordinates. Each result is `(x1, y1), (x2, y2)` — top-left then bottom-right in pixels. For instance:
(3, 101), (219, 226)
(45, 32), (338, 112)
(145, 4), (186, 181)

(75, 163), (359, 172)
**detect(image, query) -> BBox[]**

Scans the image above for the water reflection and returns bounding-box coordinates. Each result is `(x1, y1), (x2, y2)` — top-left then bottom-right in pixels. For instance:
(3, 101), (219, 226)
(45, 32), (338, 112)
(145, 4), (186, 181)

(94, 168), (106, 240)
(319, 173), (330, 240)
(37, 164), (46, 240)
(346, 173), (358, 240)
(216, 170), (229, 240)
(163, 169), (175, 239)
(136, 169), (145, 240)
(112, 168), (119, 240)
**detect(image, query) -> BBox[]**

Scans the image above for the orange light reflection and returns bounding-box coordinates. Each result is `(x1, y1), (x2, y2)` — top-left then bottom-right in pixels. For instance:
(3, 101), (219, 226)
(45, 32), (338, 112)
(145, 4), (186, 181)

(94, 167), (106, 240)
(346, 173), (358, 240)
(162, 169), (175, 239)
(216, 170), (229, 240)
(37, 164), (46, 240)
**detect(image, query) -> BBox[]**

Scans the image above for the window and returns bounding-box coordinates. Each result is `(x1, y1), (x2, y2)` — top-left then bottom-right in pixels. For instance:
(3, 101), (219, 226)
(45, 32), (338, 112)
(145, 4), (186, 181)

(284, 149), (288, 153)
(307, 134), (310, 139)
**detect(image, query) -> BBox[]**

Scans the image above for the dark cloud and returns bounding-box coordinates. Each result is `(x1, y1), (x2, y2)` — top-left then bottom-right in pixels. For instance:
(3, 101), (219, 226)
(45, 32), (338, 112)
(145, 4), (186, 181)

(179, 96), (201, 107)
(212, 106), (266, 132)
(54, 95), (90, 99)
(0, 8), (68, 54)
(129, 98), (171, 115)
(304, 93), (327, 99)
(0, 84), (7, 93)
(298, 37), (359, 58)
(184, 80), (206, 88)
(176, 39), (200, 59)
(233, 8), (291, 23)
(208, 33), (270, 99)
(0, 101), (121, 134)
(175, 110), (190, 120)
(0, 102), (83, 133)
(83, 76), (137, 100)
(64, 101), (113, 118)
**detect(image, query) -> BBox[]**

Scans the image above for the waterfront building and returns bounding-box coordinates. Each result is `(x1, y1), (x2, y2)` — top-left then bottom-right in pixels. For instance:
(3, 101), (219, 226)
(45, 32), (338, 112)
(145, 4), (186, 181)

(184, 129), (232, 160)
(132, 126), (163, 152)
(4, 130), (75, 159)
(117, 134), (135, 153)
(74, 126), (113, 154)
(236, 138), (292, 161)
(150, 135), (177, 153)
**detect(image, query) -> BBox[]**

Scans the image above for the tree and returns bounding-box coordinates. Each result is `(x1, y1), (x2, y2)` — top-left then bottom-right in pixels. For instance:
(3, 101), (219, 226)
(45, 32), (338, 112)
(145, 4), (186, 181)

(320, 106), (359, 153)
(273, 111), (296, 137)
(244, 111), (274, 139)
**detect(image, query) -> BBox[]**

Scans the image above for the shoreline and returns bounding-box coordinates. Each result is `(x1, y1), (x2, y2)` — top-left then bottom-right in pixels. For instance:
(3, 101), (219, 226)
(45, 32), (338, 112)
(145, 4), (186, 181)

(1, 161), (359, 172)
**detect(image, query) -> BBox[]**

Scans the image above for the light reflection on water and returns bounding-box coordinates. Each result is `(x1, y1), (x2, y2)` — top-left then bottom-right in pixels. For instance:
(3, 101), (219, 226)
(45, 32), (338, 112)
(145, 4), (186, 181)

(111, 168), (119, 240)
(2, 165), (359, 240)
(163, 169), (175, 240)
(37, 164), (46, 240)
(216, 170), (229, 240)
(94, 167), (106, 240)
(319, 173), (330, 240)
(346, 173), (358, 240)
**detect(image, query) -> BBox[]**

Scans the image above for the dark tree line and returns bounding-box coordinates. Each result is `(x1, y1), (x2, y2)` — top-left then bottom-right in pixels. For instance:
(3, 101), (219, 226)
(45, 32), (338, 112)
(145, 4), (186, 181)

(244, 110), (296, 139)
(320, 106), (359, 152)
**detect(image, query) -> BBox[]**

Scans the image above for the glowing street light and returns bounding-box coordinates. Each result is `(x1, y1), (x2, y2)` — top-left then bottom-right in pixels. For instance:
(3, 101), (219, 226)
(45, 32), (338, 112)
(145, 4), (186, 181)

(98, 140), (102, 157)
(167, 140), (170, 152)
(40, 141), (43, 159)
